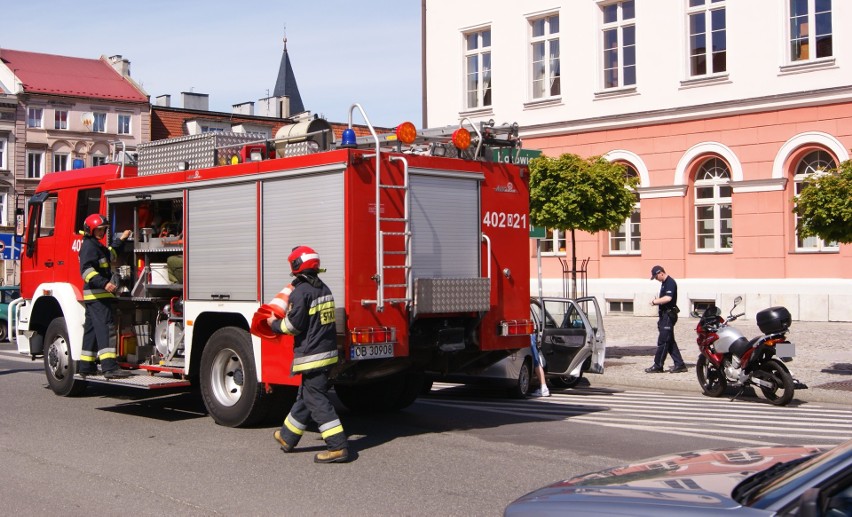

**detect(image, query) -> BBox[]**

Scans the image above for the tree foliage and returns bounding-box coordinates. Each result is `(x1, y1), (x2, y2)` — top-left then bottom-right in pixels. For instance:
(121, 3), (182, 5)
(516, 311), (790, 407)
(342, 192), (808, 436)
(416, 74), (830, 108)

(793, 160), (852, 244)
(529, 153), (639, 233)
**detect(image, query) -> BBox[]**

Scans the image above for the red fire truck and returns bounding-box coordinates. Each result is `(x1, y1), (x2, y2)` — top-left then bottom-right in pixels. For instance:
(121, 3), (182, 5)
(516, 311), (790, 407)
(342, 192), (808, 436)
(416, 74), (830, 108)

(13, 105), (536, 427)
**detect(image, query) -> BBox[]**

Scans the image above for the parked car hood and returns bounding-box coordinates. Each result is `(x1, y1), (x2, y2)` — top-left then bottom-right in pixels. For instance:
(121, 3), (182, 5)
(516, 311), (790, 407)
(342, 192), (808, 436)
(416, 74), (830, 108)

(505, 444), (829, 516)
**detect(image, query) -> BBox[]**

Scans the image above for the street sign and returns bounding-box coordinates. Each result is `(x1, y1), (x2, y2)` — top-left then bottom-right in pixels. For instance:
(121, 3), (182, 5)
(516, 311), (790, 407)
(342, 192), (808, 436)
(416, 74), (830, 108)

(0, 233), (21, 260)
(491, 148), (542, 166)
(529, 225), (546, 239)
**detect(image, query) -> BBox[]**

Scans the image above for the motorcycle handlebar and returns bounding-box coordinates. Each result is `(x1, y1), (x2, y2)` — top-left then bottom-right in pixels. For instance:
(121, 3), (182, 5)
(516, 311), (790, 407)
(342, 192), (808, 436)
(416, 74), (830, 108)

(727, 312), (745, 322)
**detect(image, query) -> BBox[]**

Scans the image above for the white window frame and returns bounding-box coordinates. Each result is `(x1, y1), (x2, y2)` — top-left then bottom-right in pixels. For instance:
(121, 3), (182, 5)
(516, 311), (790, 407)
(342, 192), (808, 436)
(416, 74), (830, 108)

(117, 113), (131, 135)
(788, 0), (833, 63)
(27, 107), (43, 128)
(600, 0), (636, 90)
(463, 27), (492, 110)
(694, 157), (733, 252)
(609, 164), (641, 255)
(0, 192), (6, 226)
(0, 138), (6, 169)
(93, 112), (107, 133)
(540, 228), (567, 256)
(794, 150), (839, 252)
(686, 0), (727, 78)
(53, 152), (70, 172)
(529, 13), (561, 100)
(54, 109), (68, 130)
(27, 150), (45, 178)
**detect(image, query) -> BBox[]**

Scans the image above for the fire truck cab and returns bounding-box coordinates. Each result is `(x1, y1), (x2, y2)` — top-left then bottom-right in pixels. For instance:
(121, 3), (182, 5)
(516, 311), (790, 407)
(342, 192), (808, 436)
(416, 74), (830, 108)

(14, 105), (548, 427)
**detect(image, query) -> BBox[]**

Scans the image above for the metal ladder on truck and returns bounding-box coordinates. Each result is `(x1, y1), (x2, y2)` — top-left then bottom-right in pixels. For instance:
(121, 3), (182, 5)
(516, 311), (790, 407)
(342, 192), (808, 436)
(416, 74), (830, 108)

(349, 104), (412, 311)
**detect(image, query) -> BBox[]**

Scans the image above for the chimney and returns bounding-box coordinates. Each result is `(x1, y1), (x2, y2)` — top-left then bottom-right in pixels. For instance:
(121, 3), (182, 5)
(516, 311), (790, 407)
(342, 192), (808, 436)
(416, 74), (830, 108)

(233, 102), (255, 116)
(155, 94), (171, 107)
(279, 96), (290, 118)
(182, 92), (209, 111)
(107, 55), (131, 77)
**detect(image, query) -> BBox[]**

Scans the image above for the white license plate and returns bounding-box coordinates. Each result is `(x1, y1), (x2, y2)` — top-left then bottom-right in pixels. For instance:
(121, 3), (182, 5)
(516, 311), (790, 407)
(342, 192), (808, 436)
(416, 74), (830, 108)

(350, 343), (394, 360)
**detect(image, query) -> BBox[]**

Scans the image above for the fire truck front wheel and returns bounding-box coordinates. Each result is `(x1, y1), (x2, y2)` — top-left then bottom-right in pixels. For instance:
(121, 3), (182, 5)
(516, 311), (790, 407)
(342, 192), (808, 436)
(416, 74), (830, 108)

(43, 318), (86, 396)
(199, 327), (266, 427)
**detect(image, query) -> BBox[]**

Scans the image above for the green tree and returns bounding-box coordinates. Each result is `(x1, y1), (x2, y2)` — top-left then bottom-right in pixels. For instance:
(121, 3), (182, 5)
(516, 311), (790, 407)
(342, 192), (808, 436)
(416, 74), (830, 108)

(793, 159), (852, 244)
(529, 153), (639, 297)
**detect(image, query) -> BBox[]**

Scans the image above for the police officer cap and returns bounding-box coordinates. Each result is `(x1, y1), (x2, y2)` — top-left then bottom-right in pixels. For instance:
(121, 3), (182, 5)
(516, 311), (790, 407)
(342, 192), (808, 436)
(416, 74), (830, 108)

(650, 265), (665, 279)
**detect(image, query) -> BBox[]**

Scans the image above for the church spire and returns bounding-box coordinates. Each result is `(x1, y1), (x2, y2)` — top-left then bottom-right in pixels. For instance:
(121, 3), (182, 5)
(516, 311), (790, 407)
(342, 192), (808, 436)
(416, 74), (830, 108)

(273, 33), (305, 116)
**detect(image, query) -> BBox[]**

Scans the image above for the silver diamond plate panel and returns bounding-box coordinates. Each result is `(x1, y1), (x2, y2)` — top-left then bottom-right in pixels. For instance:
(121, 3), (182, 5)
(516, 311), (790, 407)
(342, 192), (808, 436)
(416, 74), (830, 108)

(415, 278), (491, 314)
(75, 371), (190, 389)
(137, 132), (265, 175)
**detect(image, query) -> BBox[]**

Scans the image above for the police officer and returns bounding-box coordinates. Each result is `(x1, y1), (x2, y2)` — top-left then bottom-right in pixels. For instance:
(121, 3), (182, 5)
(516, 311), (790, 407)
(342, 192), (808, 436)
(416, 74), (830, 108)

(268, 246), (350, 463)
(646, 265), (687, 374)
(78, 214), (132, 378)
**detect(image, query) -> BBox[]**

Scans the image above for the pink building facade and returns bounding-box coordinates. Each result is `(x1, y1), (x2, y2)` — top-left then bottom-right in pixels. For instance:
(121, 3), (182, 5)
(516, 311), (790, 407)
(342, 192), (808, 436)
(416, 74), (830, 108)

(424, 1), (852, 321)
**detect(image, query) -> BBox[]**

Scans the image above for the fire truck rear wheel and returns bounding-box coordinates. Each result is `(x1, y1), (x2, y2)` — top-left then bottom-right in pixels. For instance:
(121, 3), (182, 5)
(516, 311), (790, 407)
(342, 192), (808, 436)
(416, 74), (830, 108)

(199, 327), (266, 427)
(43, 317), (86, 397)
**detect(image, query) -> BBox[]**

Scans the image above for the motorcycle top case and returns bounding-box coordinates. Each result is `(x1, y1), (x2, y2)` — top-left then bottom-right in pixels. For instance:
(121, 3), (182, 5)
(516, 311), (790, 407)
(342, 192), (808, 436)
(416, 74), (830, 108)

(756, 306), (791, 334)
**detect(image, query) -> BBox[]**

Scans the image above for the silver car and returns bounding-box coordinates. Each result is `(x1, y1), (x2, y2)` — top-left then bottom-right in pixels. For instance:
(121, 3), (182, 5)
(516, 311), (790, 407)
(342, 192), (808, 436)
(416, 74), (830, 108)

(505, 439), (852, 516)
(426, 296), (606, 397)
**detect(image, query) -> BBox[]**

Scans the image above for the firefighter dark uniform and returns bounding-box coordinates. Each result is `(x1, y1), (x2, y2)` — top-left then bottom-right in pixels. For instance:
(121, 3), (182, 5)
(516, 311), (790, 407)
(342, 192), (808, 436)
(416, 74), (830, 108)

(270, 246), (349, 463)
(78, 214), (131, 378)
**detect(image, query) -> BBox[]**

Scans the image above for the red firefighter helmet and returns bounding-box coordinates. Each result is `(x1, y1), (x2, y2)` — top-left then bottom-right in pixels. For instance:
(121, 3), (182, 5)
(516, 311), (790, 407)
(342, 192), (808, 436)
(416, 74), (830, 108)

(84, 214), (109, 236)
(288, 245), (320, 275)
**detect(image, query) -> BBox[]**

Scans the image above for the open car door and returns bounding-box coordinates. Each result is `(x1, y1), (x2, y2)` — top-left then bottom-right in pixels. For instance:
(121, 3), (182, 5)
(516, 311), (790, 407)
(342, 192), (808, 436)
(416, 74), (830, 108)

(531, 297), (606, 380)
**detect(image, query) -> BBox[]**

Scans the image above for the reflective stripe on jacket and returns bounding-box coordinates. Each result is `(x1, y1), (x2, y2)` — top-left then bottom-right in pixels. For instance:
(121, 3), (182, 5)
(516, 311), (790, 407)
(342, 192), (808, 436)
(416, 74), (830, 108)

(79, 234), (125, 302)
(271, 275), (338, 374)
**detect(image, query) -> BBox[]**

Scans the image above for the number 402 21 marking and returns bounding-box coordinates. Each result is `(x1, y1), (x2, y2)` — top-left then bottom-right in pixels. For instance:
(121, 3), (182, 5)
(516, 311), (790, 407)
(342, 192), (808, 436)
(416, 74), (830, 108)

(482, 212), (527, 229)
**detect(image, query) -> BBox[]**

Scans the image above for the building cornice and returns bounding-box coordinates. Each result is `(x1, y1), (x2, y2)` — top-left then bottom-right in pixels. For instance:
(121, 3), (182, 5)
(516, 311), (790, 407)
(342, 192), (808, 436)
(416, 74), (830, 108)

(731, 178), (788, 193)
(520, 85), (852, 138)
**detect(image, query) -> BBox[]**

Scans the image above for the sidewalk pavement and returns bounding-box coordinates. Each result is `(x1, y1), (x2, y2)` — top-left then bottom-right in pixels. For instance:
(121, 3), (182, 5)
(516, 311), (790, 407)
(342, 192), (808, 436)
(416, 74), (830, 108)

(592, 314), (852, 406)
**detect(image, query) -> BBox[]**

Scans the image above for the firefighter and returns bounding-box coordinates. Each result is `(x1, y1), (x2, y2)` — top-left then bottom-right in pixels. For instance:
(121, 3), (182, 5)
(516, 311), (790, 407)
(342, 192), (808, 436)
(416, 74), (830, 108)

(268, 245), (350, 463)
(78, 214), (133, 379)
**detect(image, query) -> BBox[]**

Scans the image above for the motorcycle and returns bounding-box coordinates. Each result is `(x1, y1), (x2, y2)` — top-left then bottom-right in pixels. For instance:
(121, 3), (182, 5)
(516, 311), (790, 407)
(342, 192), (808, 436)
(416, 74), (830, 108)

(694, 296), (806, 406)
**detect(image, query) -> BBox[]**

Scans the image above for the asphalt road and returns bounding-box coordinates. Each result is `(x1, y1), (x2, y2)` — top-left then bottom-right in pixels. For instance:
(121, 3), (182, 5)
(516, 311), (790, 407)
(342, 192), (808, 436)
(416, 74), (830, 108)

(2, 346), (850, 516)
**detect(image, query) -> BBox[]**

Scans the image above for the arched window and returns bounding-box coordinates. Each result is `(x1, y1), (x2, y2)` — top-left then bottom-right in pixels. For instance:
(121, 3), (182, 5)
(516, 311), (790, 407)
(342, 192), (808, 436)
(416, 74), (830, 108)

(609, 164), (640, 254)
(794, 150), (838, 251)
(694, 157), (732, 251)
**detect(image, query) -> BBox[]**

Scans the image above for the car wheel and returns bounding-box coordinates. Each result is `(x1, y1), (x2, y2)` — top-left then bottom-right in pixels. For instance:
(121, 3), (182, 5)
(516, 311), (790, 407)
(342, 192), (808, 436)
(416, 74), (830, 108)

(0, 319), (7, 342)
(509, 358), (532, 398)
(199, 327), (267, 427)
(43, 318), (87, 396)
(550, 371), (583, 389)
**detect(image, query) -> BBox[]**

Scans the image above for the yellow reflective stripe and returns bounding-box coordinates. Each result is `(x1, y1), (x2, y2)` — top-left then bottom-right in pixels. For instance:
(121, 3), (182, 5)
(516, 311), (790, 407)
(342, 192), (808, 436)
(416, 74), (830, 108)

(291, 356), (338, 372)
(308, 301), (335, 315)
(79, 356), (96, 362)
(83, 270), (99, 282)
(284, 419), (304, 436)
(320, 424), (344, 440)
(99, 352), (117, 360)
(83, 292), (115, 300)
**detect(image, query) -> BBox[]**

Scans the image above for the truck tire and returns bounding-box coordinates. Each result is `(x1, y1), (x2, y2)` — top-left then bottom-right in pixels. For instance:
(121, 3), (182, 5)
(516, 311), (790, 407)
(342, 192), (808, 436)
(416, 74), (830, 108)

(199, 327), (267, 427)
(0, 319), (7, 342)
(43, 318), (87, 397)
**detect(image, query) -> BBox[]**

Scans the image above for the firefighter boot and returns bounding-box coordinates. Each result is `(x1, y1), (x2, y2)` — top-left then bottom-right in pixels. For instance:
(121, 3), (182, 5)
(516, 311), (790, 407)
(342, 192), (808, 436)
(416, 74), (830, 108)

(314, 448), (349, 464)
(273, 430), (294, 453)
(103, 368), (131, 379)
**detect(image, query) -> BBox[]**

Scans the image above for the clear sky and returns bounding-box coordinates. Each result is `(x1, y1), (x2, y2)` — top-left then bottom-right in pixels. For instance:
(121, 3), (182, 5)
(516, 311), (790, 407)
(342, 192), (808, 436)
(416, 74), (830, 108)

(1, 0), (423, 128)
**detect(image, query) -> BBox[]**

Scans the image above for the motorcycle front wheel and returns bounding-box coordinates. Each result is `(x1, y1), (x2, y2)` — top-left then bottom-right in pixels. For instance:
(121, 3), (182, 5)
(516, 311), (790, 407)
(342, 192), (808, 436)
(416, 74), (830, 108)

(753, 359), (795, 406)
(696, 354), (727, 397)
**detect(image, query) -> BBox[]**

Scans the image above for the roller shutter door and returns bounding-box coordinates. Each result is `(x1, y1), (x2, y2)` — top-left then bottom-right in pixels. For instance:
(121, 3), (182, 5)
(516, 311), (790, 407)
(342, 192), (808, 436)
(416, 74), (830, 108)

(409, 174), (480, 280)
(261, 171), (345, 303)
(187, 183), (257, 301)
